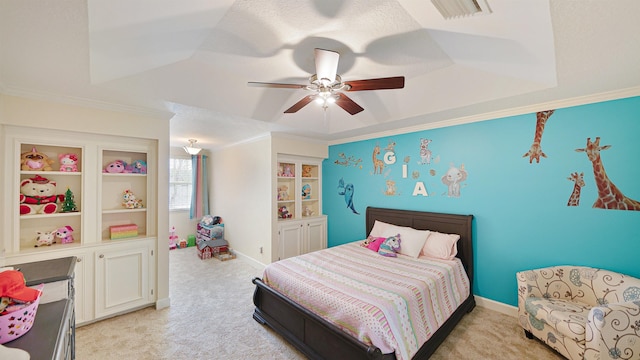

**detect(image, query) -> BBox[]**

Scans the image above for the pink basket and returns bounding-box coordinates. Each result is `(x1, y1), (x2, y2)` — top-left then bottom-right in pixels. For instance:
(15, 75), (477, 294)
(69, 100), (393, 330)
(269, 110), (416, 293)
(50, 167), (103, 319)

(0, 286), (42, 344)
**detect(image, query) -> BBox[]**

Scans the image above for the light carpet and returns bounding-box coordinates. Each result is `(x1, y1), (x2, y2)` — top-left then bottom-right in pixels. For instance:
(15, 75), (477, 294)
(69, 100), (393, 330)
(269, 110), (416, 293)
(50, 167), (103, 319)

(76, 247), (563, 359)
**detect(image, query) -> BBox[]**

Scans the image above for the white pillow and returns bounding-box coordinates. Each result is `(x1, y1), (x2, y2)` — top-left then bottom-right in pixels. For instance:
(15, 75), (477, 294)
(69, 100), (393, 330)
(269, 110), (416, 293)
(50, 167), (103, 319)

(381, 225), (430, 258)
(421, 231), (461, 260)
(368, 220), (392, 238)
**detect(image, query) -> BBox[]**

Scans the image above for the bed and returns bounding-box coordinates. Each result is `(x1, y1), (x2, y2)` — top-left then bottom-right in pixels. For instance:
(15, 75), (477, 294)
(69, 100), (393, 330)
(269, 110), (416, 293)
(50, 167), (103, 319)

(252, 207), (475, 359)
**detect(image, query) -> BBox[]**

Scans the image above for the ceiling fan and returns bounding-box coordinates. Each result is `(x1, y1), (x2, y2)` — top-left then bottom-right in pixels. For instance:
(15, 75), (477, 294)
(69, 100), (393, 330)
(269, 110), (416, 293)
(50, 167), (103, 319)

(248, 48), (405, 115)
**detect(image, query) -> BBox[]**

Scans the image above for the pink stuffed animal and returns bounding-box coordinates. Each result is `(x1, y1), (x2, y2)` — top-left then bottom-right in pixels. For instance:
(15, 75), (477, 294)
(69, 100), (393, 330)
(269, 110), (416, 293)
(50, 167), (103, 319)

(58, 153), (79, 172)
(103, 160), (128, 173)
(55, 225), (74, 244)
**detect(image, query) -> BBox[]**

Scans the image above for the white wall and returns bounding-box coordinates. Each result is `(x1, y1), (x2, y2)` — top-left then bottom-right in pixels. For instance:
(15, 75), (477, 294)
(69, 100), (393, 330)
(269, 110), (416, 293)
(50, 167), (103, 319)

(211, 135), (273, 266)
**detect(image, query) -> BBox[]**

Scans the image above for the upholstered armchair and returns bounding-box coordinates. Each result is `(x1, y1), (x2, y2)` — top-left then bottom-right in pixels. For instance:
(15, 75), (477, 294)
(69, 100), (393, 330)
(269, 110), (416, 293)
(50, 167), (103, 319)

(516, 266), (640, 360)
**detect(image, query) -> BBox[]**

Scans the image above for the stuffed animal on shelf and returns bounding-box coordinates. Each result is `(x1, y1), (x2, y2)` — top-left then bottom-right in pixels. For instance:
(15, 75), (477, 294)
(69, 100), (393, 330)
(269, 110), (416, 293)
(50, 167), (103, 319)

(55, 225), (74, 244)
(103, 160), (128, 173)
(128, 159), (147, 174)
(122, 189), (144, 209)
(283, 164), (294, 177)
(278, 206), (292, 219)
(19, 175), (64, 215)
(34, 230), (56, 247)
(21, 147), (54, 171)
(301, 184), (311, 199)
(302, 165), (313, 177)
(277, 185), (289, 201)
(302, 206), (314, 217)
(58, 153), (79, 172)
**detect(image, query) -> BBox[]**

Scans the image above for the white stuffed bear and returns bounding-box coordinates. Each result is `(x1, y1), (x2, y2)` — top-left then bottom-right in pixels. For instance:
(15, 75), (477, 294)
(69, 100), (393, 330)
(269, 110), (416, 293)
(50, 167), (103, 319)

(19, 175), (63, 215)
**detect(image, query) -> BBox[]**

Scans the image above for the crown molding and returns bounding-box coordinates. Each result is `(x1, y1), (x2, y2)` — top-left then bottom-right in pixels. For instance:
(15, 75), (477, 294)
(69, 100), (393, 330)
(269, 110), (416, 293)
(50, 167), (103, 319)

(330, 86), (640, 146)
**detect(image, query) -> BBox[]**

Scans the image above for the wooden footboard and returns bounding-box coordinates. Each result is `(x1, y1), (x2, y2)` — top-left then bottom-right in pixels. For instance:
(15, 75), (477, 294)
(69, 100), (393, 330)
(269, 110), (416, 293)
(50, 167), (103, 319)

(253, 207), (475, 359)
(252, 277), (393, 360)
(253, 277), (475, 360)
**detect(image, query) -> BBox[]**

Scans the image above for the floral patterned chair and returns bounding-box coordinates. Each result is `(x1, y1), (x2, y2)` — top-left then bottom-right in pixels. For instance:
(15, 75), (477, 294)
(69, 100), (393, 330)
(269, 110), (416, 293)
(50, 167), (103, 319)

(516, 266), (640, 360)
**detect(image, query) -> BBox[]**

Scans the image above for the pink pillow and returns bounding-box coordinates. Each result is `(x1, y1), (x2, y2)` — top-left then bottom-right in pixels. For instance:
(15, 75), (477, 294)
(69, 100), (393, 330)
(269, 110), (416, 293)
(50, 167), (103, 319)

(364, 236), (386, 252)
(421, 231), (460, 260)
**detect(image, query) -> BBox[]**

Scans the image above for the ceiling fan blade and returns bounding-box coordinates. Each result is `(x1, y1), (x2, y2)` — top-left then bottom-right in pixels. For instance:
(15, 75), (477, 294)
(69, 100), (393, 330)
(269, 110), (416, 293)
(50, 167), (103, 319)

(335, 93), (364, 115)
(345, 76), (405, 91)
(248, 82), (307, 89)
(284, 95), (315, 113)
(314, 48), (339, 83)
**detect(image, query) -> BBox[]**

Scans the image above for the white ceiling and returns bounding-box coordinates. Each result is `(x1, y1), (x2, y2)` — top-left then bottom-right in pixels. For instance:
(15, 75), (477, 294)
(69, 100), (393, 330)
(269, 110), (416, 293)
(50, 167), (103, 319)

(1, 0), (640, 150)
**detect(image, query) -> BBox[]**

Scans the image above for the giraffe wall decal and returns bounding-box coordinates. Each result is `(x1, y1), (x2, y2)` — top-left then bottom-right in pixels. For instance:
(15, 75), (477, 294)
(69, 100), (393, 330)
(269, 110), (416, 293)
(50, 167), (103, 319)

(575, 137), (640, 211)
(566, 172), (585, 206)
(372, 144), (384, 175)
(523, 110), (555, 163)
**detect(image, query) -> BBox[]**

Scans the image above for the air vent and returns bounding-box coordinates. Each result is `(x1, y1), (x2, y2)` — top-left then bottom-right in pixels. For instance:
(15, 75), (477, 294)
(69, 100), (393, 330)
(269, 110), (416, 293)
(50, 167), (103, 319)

(432, 0), (492, 19)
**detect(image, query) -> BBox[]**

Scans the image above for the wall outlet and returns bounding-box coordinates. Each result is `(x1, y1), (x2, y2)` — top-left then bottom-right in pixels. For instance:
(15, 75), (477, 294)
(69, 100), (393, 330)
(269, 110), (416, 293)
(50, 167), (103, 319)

(259, 246), (263, 254)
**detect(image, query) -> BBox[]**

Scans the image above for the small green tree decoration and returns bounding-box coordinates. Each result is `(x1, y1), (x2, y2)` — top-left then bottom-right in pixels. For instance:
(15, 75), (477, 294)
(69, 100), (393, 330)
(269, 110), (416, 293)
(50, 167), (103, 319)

(61, 187), (77, 213)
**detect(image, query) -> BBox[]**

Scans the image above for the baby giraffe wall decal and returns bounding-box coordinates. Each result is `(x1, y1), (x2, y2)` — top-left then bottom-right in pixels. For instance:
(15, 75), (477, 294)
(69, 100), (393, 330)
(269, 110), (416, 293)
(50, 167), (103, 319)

(566, 172), (585, 206)
(523, 110), (555, 163)
(575, 137), (640, 211)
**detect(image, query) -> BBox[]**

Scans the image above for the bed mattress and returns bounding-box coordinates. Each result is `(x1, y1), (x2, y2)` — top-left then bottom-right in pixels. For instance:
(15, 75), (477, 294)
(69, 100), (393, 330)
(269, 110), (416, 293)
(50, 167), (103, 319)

(262, 242), (470, 360)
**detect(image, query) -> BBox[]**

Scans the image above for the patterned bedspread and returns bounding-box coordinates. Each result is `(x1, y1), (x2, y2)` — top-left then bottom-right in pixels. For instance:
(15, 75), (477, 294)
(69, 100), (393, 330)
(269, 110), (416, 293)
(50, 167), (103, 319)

(262, 242), (471, 360)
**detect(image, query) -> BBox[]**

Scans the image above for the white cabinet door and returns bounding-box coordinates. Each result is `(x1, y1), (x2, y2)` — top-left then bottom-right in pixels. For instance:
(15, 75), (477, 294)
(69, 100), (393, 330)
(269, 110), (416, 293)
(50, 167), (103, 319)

(278, 221), (303, 260)
(72, 253), (90, 325)
(304, 217), (327, 254)
(95, 243), (150, 319)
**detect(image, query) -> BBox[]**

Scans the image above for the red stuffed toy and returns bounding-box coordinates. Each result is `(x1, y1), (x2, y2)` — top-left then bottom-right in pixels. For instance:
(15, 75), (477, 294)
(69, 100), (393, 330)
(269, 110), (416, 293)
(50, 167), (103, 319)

(19, 175), (64, 215)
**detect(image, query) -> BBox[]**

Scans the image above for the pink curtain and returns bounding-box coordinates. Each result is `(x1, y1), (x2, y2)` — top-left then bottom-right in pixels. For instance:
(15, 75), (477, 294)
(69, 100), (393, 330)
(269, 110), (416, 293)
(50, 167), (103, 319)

(190, 155), (209, 219)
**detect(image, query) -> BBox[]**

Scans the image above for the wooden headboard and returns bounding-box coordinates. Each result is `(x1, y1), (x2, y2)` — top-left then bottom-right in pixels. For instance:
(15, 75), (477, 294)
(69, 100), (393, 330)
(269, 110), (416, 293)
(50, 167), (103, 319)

(365, 207), (474, 288)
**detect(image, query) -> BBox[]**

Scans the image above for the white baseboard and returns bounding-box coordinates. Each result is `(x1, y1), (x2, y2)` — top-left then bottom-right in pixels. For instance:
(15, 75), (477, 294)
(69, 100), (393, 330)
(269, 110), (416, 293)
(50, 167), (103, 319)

(234, 250), (266, 272)
(475, 295), (517, 317)
(155, 297), (170, 310)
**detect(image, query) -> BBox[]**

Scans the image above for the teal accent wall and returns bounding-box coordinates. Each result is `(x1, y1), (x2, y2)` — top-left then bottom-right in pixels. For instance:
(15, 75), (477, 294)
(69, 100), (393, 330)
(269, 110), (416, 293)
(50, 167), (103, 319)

(322, 96), (640, 306)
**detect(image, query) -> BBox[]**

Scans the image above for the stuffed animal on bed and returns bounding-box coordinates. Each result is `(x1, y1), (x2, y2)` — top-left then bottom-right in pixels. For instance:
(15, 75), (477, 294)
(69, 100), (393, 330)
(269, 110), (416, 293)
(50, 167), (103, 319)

(378, 234), (401, 257)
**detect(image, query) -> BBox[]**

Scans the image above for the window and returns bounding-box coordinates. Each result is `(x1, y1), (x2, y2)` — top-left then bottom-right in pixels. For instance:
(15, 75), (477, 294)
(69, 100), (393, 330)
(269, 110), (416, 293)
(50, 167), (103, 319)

(169, 157), (192, 210)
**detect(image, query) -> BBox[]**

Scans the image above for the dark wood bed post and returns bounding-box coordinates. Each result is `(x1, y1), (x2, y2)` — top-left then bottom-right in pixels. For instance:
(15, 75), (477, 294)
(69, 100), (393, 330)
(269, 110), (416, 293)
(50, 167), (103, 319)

(253, 207), (475, 360)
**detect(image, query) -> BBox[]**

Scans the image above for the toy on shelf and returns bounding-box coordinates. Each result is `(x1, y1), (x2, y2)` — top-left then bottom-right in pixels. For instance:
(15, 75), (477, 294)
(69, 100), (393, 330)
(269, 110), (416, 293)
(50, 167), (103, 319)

(278, 206), (292, 219)
(19, 175), (64, 215)
(55, 225), (74, 244)
(21, 147), (54, 171)
(282, 164), (294, 177)
(302, 206), (314, 217)
(61, 187), (78, 213)
(103, 160), (128, 173)
(302, 165), (313, 177)
(58, 153), (79, 172)
(177, 239), (188, 249)
(109, 224), (138, 239)
(127, 160), (147, 174)
(301, 184), (311, 199)
(169, 226), (178, 250)
(277, 185), (289, 201)
(34, 230), (56, 247)
(122, 189), (144, 209)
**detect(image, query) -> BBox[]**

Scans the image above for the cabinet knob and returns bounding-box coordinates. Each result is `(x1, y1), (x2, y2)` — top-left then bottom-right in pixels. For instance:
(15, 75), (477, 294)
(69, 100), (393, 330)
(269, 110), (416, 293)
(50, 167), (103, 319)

(76, 258), (82, 262)
(99, 254), (104, 259)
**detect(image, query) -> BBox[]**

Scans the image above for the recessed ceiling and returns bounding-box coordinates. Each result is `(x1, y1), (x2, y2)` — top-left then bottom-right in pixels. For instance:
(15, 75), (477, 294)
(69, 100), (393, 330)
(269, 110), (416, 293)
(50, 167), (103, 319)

(1, 0), (639, 149)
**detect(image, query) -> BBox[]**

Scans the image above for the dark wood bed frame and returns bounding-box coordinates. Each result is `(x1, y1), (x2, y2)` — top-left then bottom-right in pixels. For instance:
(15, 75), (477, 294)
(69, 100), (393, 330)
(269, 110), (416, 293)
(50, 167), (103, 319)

(252, 207), (475, 359)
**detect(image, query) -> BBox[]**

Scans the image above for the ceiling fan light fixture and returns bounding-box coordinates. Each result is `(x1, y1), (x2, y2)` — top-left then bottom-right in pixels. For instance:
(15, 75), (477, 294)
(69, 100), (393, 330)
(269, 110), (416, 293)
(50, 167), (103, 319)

(183, 139), (202, 155)
(314, 48), (339, 84)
